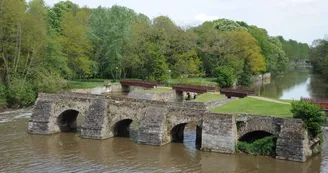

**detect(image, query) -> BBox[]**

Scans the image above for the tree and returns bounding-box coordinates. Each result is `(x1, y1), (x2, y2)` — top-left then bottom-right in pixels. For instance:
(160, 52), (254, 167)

(60, 8), (92, 78)
(0, 0), (25, 84)
(194, 22), (221, 76)
(213, 18), (248, 32)
(48, 0), (78, 33)
(291, 101), (326, 138)
(171, 49), (204, 78)
(213, 66), (235, 88)
(248, 26), (289, 75)
(88, 6), (139, 79)
(310, 38), (328, 76)
(219, 30), (266, 75)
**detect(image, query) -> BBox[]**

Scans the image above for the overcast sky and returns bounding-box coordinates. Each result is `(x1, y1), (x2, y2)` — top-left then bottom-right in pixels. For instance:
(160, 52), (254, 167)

(42, 0), (328, 44)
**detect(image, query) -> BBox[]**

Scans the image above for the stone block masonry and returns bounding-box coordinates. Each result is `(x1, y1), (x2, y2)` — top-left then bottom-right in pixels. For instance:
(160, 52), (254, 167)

(28, 92), (317, 162)
(201, 113), (236, 154)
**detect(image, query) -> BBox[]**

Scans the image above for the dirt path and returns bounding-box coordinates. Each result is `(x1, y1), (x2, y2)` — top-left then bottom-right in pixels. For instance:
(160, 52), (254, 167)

(248, 96), (291, 105)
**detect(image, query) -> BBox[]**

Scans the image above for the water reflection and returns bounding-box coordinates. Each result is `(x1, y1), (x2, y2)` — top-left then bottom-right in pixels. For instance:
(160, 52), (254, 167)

(254, 69), (328, 100)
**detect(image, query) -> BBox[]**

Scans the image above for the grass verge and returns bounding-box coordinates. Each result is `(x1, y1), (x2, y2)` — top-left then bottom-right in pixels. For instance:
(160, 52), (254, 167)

(139, 87), (173, 93)
(192, 93), (225, 102)
(169, 78), (217, 86)
(211, 97), (292, 118)
(69, 79), (106, 89)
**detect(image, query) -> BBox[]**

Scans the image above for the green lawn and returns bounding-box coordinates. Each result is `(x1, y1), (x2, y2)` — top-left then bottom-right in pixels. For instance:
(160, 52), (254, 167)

(139, 87), (173, 93)
(211, 97), (293, 118)
(169, 78), (217, 86)
(193, 93), (225, 102)
(69, 79), (106, 89)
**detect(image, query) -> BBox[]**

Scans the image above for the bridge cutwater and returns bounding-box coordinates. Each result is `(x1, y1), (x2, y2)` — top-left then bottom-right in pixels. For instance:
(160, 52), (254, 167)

(28, 92), (314, 162)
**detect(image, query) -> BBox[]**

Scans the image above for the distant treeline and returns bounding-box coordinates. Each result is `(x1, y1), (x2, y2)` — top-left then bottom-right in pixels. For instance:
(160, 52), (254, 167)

(0, 0), (310, 106)
(309, 37), (328, 79)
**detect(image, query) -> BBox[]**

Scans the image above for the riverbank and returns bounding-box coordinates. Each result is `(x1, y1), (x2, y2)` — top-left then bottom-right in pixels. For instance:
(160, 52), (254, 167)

(0, 104), (8, 113)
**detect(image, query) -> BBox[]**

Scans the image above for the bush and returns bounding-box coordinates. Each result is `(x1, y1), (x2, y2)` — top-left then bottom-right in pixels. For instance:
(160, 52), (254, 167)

(291, 101), (326, 138)
(237, 136), (277, 156)
(0, 83), (6, 104)
(34, 72), (69, 93)
(213, 66), (235, 88)
(6, 77), (36, 107)
(237, 68), (252, 87)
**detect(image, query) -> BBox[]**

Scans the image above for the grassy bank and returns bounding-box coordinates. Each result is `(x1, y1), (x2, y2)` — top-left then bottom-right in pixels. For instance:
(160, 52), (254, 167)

(193, 93), (225, 102)
(168, 78), (217, 86)
(211, 97), (293, 118)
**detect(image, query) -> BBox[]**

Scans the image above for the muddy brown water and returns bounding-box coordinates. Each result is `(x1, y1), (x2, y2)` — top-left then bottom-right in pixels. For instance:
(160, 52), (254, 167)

(0, 112), (327, 173)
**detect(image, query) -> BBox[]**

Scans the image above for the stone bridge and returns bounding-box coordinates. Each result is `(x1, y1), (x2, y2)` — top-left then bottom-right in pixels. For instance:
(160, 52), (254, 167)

(28, 93), (313, 162)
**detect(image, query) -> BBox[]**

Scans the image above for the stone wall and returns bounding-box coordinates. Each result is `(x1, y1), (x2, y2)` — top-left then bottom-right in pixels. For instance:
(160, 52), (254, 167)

(127, 90), (176, 102)
(276, 119), (311, 162)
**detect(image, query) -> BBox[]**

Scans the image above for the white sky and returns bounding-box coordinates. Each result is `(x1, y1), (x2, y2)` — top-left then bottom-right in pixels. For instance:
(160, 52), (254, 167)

(42, 0), (328, 44)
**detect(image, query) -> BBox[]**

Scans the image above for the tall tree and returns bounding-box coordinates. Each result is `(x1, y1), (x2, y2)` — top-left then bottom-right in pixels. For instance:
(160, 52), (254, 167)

(60, 8), (92, 79)
(0, 0), (25, 84)
(88, 6), (138, 79)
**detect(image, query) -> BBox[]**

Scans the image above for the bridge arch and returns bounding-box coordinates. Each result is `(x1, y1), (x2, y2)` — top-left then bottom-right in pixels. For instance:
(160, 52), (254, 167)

(57, 109), (81, 132)
(170, 121), (202, 149)
(236, 117), (281, 139)
(112, 119), (134, 137)
(238, 130), (275, 142)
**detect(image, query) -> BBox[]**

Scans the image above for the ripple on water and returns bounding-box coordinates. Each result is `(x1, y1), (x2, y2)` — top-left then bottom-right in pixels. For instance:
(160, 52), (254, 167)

(0, 118), (327, 172)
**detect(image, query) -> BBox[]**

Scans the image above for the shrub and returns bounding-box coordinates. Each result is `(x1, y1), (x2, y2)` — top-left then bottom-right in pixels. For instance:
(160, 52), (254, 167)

(6, 77), (36, 107)
(237, 69), (252, 87)
(34, 72), (69, 93)
(291, 101), (326, 138)
(237, 136), (277, 156)
(213, 66), (235, 88)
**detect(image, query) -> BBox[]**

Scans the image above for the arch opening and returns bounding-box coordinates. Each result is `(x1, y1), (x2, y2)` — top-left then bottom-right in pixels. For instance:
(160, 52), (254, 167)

(57, 110), (80, 132)
(170, 122), (202, 149)
(237, 131), (277, 156)
(114, 119), (133, 137)
(239, 131), (273, 142)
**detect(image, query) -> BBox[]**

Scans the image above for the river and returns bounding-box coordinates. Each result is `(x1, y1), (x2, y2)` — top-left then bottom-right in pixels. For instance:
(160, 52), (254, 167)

(0, 111), (326, 173)
(1, 69), (328, 172)
(253, 69), (328, 100)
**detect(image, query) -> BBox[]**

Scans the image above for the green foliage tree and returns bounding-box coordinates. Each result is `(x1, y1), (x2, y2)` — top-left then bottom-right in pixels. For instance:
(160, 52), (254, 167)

(213, 66), (235, 88)
(219, 30), (266, 75)
(48, 0), (78, 33)
(194, 22), (221, 76)
(213, 18), (248, 32)
(172, 49), (204, 78)
(278, 36), (310, 62)
(60, 8), (92, 79)
(88, 6), (139, 79)
(0, 1), (312, 107)
(291, 101), (326, 138)
(0, 0), (25, 83)
(248, 26), (288, 75)
(310, 38), (328, 76)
